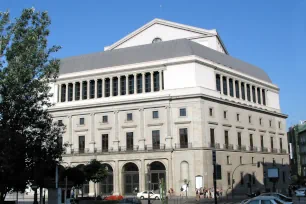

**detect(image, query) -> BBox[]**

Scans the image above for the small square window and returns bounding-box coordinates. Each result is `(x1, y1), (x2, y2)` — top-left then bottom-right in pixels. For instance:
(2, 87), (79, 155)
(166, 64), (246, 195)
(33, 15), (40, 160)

(153, 111), (159, 119)
(80, 118), (85, 125)
(249, 116), (252, 124)
(236, 113), (240, 122)
(209, 108), (213, 117)
(269, 120), (272, 127)
(58, 120), (63, 126)
(259, 118), (262, 125)
(227, 156), (231, 165)
(127, 113), (133, 121)
(102, 115), (108, 123)
(278, 121), (281, 129)
(224, 111), (227, 119)
(179, 108), (187, 117)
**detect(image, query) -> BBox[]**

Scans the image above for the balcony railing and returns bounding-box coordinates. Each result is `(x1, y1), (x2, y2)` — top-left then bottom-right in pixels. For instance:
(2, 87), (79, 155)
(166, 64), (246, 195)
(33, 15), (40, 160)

(236, 145), (246, 151)
(259, 147), (268, 153)
(175, 143), (192, 149)
(95, 147), (114, 153)
(72, 148), (90, 154)
(249, 146), (257, 152)
(145, 144), (166, 151)
(120, 145), (139, 152)
(209, 143), (220, 149)
(272, 148), (278, 153)
(281, 149), (287, 154)
(223, 144), (233, 150)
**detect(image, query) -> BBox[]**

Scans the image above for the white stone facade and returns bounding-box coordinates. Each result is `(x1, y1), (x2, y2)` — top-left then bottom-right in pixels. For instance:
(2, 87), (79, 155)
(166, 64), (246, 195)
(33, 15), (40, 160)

(49, 19), (289, 196)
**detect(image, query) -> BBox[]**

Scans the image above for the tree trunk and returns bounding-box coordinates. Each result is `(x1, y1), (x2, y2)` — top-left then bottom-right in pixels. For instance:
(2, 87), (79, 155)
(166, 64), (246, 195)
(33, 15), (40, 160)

(40, 187), (43, 204)
(0, 190), (7, 204)
(94, 183), (96, 200)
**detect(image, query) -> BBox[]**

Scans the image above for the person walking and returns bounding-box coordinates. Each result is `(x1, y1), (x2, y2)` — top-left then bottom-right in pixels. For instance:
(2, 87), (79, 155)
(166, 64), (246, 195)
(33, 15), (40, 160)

(196, 189), (200, 201)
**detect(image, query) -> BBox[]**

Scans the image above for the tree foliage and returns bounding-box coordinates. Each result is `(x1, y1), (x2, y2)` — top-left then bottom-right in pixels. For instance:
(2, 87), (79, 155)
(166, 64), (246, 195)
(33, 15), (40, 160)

(63, 166), (86, 188)
(0, 8), (62, 203)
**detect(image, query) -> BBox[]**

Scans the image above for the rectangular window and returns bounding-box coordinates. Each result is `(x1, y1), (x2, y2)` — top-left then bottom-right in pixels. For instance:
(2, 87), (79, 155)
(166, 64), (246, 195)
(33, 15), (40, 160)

(113, 77), (118, 96)
(61, 84), (66, 102)
(278, 121), (281, 129)
(121, 76), (126, 95)
(240, 172), (244, 185)
(269, 120), (272, 127)
(102, 115), (108, 123)
(237, 113), (240, 121)
(152, 111), (159, 119)
(127, 113), (133, 121)
(257, 88), (261, 104)
(75, 82), (80, 100)
(238, 132), (242, 147)
(137, 74), (143, 93)
(249, 116), (252, 124)
(252, 172), (255, 184)
(210, 129), (215, 146)
(58, 136), (63, 148)
(97, 79), (102, 98)
(68, 83), (73, 101)
(128, 75), (134, 94)
(80, 118), (85, 125)
(235, 80), (240, 98)
(270, 137), (274, 150)
(259, 118), (262, 125)
(222, 76), (228, 95)
(240, 156), (243, 164)
(229, 78), (234, 97)
(248, 174), (252, 185)
(152, 130), (160, 149)
(252, 86), (256, 103)
(126, 132), (134, 150)
(180, 108), (187, 117)
(250, 134), (253, 148)
(223, 111), (227, 119)
(90, 80), (95, 99)
(179, 128), (188, 148)
(227, 155), (230, 165)
(105, 78), (110, 97)
(262, 89), (266, 105)
(241, 82), (245, 100)
(58, 120), (63, 126)
(209, 108), (213, 116)
(283, 171), (286, 183)
(225, 130), (229, 146)
(247, 84), (251, 101)
(145, 73), (151, 92)
(227, 172), (231, 185)
(280, 138), (283, 150)
(102, 134), (108, 152)
(252, 157), (254, 164)
(216, 74), (221, 92)
(79, 136), (85, 153)
(261, 135), (264, 150)
(153, 71), (160, 91)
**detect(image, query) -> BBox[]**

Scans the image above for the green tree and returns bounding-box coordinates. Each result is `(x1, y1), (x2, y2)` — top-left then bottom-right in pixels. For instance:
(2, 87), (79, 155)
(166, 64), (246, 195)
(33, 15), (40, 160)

(0, 8), (63, 203)
(84, 160), (108, 199)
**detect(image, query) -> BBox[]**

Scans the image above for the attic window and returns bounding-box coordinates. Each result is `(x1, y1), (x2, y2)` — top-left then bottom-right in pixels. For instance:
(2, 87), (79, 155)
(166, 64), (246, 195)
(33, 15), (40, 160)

(152, 37), (162, 43)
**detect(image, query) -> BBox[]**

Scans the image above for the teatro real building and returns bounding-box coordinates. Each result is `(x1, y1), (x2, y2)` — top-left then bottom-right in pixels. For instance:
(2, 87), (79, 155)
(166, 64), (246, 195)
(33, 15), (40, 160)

(48, 19), (289, 196)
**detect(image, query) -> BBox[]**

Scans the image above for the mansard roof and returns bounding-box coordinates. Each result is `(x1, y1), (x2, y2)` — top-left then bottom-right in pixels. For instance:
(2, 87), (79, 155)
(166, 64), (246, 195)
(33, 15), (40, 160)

(60, 39), (272, 83)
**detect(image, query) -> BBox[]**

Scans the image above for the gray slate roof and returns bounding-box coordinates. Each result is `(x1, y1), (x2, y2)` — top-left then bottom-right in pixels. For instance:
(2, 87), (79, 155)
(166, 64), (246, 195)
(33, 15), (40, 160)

(60, 39), (272, 83)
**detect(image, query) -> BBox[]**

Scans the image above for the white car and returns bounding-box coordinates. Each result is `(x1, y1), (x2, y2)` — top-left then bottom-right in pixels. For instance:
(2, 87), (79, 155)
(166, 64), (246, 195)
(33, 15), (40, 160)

(295, 187), (306, 197)
(260, 193), (292, 203)
(244, 196), (286, 204)
(136, 191), (160, 200)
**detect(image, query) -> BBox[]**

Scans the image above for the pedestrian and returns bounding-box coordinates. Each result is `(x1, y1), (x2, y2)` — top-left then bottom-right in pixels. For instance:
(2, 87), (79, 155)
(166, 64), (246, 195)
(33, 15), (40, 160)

(220, 188), (223, 197)
(196, 189), (200, 201)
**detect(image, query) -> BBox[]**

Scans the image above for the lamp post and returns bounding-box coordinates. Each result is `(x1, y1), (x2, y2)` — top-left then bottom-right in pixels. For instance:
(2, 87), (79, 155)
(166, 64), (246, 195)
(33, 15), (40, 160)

(147, 163), (151, 204)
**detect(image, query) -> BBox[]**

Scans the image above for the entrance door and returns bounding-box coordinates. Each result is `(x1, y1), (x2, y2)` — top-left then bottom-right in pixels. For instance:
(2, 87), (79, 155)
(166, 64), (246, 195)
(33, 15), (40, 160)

(122, 163), (139, 195)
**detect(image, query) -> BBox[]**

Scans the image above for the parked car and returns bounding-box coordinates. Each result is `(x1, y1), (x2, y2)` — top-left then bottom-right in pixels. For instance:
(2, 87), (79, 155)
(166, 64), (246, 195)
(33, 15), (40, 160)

(295, 187), (306, 197)
(136, 191), (160, 200)
(240, 199), (250, 204)
(260, 193), (292, 203)
(244, 196), (286, 204)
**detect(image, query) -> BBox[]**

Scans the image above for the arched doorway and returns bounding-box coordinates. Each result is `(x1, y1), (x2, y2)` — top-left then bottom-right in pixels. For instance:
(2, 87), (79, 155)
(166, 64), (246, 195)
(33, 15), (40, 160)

(149, 161), (166, 191)
(100, 164), (113, 195)
(122, 162), (139, 195)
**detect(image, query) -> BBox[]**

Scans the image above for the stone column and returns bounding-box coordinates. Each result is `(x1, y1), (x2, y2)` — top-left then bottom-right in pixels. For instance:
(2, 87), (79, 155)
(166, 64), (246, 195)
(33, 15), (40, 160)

(113, 111), (120, 151)
(118, 76), (121, 96)
(102, 78), (105, 98)
(233, 79), (236, 98)
(142, 73), (145, 93)
(87, 80), (90, 99)
(125, 75), (129, 94)
(95, 79), (98, 98)
(159, 70), (163, 91)
(89, 113), (95, 153)
(89, 181), (95, 197)
(150, 71), (154, 92)
(58, 84), (62, 102)
(141, 159), (146, 192)
(255, 86), (258, 104)
(226, 77), (229, 96)
(165, 106), (173, 149)
(72, 82), (75, 101)
(114, 160), (120, 195)
(244, 83), (247, 100)
(80, 81), (83, 100)
(239, 81), (242, 99)
(249, 84), (253, 102)
(66, 115), (72, 154)
(65, 83), (68, 102)
(110, 77), (113, 97)
(138, 108), (145, 150)
(134, 74), (137, 94)
(220, 75), (223, 95)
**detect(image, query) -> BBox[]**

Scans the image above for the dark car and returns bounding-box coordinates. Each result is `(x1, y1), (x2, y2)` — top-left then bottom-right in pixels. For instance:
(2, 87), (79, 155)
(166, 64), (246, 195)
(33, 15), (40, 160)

(119, 198), (142, 204)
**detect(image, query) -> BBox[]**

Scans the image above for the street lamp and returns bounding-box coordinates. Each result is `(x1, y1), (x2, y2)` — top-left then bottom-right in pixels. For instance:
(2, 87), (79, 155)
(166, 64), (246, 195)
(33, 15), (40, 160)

(147, 163), (151, 204)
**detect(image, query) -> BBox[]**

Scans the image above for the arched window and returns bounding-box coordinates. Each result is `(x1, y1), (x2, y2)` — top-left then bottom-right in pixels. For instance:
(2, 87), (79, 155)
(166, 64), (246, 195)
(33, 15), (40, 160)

(152, 37), (162, 43)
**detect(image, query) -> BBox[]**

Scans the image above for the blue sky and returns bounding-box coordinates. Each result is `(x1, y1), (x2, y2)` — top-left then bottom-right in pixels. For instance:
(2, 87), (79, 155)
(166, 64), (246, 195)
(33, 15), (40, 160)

(1, 0), (305, 128)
